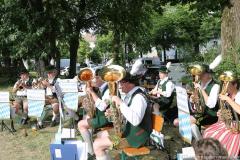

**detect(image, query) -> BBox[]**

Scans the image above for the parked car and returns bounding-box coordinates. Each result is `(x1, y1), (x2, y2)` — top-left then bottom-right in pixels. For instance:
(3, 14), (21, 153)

(140, 66), (160, 89)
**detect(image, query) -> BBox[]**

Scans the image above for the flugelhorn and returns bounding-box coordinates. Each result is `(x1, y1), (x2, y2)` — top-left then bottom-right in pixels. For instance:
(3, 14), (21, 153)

(100, 65), (126, 137)
(219, 71), (240, 132)
(188, 65), (205, 113)
(78, 68), (95, 118)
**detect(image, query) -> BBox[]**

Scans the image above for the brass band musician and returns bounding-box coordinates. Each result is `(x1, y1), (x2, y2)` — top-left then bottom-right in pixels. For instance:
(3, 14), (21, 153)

(40, 66), (59, 127)
(78, 68), (112, 157)
(203, 71), (240, 158)
(12, 69), (33, 125)
(149, 65), (175, 115)
(174, 64), (220, 140)
(92, 71), (152, 160)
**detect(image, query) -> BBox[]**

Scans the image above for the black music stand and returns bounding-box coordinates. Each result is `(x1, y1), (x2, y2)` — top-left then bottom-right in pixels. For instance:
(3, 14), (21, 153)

(1, 119), (16, 135)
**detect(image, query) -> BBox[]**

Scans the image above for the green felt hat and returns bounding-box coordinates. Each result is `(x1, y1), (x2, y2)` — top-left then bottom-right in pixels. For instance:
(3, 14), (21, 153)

(159, 66), (169, 73)
(18, 68), (29, 76)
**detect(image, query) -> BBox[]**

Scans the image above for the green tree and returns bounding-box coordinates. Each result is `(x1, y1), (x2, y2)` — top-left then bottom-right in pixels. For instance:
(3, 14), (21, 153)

(77, 39), (91, 63)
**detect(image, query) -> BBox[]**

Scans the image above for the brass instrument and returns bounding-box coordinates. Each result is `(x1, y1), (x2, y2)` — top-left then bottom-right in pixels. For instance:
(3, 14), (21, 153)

(78, 68), (95, 118)
(100, 65), (126, 137)
(16, 79), (25, 90)
(219, 71), (240, 132)
(32, 77), (46, 89)
(189, 65), (205, 113)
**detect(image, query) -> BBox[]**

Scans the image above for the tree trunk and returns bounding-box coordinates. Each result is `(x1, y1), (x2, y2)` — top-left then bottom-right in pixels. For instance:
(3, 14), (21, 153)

(69, 35), (79, 78)
(36, 59), (45, 77)
(193, 42), (200, 55)
(163, 48), (166, 63)
(221, 0), (240, 63)
(113, 30), (121, 64)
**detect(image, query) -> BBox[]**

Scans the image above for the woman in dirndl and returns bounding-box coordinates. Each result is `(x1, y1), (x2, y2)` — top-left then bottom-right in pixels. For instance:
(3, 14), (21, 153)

(203, 71), (240, 158)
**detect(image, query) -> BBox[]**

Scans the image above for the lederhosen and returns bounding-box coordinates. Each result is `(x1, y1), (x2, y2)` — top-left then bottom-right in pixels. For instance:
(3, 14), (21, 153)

(194, 80), (219, 126)
(122, 88), (152, 148)
(45, 77), (58, 105)
(88, 85), (112, 129)
(155, 79), (174, 112)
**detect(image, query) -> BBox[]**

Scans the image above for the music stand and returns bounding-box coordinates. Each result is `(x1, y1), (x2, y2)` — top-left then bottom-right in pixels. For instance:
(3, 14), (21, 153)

(0, 115), (16, 134)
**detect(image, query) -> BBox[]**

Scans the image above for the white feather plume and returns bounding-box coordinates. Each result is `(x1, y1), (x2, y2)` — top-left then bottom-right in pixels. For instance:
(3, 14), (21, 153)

(105, 58), (114, 66)
(209, 55), (222, 70)
(50, 58), (55, 65)
(22, 59), (29, 70)
(166, 62), (171, 69)
(130, 59), (147, 76)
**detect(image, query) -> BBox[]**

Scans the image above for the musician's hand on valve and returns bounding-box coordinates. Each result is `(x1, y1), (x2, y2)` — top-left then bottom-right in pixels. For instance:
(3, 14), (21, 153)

(86, 87), (94, 94)
(105, 108), (112, 117)
(42, 80), (50, 87)
(219, 94), (230, 102)
(112, 96), (123, 106)
(193, 82), (201, 89)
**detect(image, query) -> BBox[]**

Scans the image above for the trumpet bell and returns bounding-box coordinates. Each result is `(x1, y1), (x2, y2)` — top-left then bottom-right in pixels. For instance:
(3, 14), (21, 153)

(219, 71), (236, 82)
(78, 68), (94, 81)
(189, 64), (203, 76)
(100, 65), (126, 82)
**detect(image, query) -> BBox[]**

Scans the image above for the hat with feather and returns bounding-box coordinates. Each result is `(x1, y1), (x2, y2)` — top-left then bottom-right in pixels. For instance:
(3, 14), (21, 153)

(202, 55), (222, 73)
(159, 62), (171, 73)
(121, 59), (147, 85)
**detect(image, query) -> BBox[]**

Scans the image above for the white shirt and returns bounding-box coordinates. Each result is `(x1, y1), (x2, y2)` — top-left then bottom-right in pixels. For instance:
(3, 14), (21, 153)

(201, 79), (220, 108)
(235, 91), (240, 105)
(46, 78), (58, 96)
(158, 77), (175, 98)
(95, 83), (110, 111)
(119, 87), (147, 126)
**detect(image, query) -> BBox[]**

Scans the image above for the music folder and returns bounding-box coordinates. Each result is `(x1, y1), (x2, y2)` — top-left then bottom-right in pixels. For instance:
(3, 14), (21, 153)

(50, 140), (88, 160)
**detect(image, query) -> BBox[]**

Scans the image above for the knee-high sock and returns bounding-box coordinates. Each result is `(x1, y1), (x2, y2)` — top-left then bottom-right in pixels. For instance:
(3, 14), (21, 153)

(191, 124), (202, 141)
(81, 130), (94, 155)
(96, 154), (111, 160)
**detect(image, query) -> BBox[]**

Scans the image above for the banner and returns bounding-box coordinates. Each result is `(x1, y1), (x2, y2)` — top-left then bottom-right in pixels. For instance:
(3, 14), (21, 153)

(63, 93), (78, 112)
(58, 79), (78, 93)
(58, 79), (78, 111)
(176, 86), (192, 143)
(0, 92), (10, 119)
(27, 89), (45, 118)
(0, 92), (9, 103)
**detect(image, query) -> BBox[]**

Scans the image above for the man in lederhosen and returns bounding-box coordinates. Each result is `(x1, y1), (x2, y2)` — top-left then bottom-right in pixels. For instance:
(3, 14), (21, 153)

(41, 66), (59, 127)
(12, 69), (33, 124)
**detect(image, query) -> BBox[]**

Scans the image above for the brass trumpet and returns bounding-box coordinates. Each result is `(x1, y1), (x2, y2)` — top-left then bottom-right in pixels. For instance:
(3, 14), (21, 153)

(219, 71), (240, 132)
(78, 68), (95, 118)
(100, 65), (126, 137)
(32, 77), (46, 89)
(188, 65), (205, 113)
